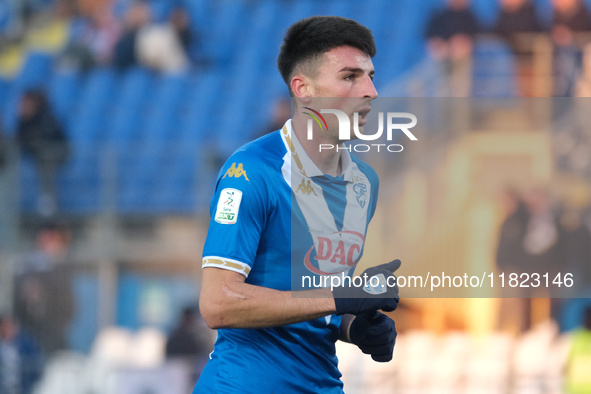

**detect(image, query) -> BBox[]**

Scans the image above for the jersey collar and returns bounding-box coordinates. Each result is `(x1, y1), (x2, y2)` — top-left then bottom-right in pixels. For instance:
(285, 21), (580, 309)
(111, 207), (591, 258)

(280, 119), (354, 182)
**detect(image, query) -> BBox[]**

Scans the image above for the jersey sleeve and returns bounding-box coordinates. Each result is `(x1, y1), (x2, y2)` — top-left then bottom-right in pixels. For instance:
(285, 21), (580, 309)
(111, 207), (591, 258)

(202, 154), (268, 278)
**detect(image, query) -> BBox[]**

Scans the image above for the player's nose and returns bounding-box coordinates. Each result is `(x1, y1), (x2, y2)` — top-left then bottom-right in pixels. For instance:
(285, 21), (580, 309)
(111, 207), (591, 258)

(362, 75), (378, 100)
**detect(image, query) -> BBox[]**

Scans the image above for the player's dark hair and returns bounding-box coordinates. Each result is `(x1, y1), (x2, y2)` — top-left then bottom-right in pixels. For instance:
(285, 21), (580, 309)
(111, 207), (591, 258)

(277, 16), (376, 92)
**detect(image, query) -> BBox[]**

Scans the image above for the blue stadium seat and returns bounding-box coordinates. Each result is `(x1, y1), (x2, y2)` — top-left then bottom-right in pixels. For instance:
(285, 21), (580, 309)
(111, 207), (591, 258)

(0, 78), (11, 131)
(199, 1), (248, 65)
(11, 0), (516, 215)
(58, 144), (102, 213)
(15, 51), (53, 90)
(533, 0), (554, 27)
(108, 68), (154, 144)
(48, 70), (81, 125)
(178, 71), (223, 143)
(18, 158), (40, 213)
(471, 0), (500, 29)
(140, 73), (188, 143)
(472, 38), (518, 97)
(0, 1), (14, 34)
(182, 0), (213, 32)
(69, 68), (117, 143)
(148, 0), (174, 23)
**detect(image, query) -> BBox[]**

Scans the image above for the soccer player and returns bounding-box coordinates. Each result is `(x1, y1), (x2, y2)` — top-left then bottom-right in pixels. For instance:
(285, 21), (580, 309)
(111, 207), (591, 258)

(195, 16), (400, 393)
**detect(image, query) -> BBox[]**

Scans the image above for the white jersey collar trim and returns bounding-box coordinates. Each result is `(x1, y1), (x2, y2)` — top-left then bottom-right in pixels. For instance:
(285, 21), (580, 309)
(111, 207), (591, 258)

(280, 119), (354, 182)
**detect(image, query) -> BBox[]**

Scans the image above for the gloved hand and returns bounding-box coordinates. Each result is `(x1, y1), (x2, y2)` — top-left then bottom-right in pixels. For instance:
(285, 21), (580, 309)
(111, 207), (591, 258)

(350, 311), (397, 362)
(332, 260), (401, 316)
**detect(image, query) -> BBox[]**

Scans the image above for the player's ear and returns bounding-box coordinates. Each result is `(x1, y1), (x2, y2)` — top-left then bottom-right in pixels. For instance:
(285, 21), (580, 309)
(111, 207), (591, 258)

(291, 75), (312, 102)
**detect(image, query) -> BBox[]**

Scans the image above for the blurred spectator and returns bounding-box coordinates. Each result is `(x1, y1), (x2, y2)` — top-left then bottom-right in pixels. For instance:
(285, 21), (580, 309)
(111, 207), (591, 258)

(0, 119), (7, 171)
(136, 6), (190, 73)
(425, 0), (480, 96)
(492, 0), (544, 97)
(523, 189), (563, 326)
(21, 0), (56, 22)
(574, 43), (591, 96)
(551, 0), (591, 96)
(59, 3), (120, 70)
(12, 223), (75, 358)
(169, 7), (193, 56)
(558, 207), (591, 293)
(495, 189), (532, 333)
(496, 189), (529, 274)
(114, 1), (190, 73)
(522, 188), (561, 275)
(565, 306), (591, 393)
(552, 0), (591, 42)
(166, 306), (212, 380)
(259, 97), (291, 138)
(166, 306), (211, 359)
(16, 90), (69, 217)
(113, 1), (148, 69)
(425, 0), (480, 62)
(493, 0), (543, 42)
(0, 315), (43, 394)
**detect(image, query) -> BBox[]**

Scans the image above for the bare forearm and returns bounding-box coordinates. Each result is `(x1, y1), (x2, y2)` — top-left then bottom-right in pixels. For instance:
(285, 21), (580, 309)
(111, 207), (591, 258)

(200, 269), (337, 329)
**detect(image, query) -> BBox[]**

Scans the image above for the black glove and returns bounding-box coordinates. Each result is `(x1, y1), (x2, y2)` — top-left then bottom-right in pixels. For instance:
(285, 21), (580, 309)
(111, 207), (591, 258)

(350, 311), (397, 362)
(332, 260), (401, 316)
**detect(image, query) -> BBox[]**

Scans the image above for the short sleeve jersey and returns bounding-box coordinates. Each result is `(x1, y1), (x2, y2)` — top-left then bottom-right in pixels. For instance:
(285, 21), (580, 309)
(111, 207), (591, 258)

(194, 120), (379, 394)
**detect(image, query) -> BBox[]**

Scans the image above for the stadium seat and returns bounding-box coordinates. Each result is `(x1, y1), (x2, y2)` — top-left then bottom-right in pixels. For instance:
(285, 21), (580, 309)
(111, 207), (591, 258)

(69, 68), (117, 143)
(199, 1), (248, 65)
(472, 39), (518, 97)
(105, 67), (153, 144)
(14, 51), (53, 90)
(116, 145), (162, 213)
(7, 0), (520, 216)
(141, 74), (189, 143)
(49, 70), (82, 125)
(18, 158), (40, 212)
(0, 77), (12, 130)
(0, 2), (14, 34)
(57, 144), (102, 213)
(147, 0), (174, 23)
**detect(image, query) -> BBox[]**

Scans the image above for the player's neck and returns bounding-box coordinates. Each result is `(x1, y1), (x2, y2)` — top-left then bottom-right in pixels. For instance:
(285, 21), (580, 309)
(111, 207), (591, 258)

(292, 117), (342, 177)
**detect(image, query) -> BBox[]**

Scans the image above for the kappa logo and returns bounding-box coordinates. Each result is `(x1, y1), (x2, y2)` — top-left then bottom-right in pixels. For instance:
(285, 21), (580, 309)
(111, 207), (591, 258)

(296, 179), (317, 196)
(223, 162), (249, 181)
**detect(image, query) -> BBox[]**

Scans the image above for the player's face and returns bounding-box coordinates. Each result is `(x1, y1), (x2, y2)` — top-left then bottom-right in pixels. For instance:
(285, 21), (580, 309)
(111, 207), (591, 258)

(305, 46), (378, 138)
(308, 46), (378, 99)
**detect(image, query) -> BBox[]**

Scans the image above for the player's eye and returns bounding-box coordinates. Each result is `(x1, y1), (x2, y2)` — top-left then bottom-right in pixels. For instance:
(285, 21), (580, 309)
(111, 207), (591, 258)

(344, 74), (354, 81)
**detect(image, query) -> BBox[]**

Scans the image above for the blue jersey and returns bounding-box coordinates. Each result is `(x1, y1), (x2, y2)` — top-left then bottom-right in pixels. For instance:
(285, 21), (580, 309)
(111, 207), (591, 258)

(195, 121), (379, 393)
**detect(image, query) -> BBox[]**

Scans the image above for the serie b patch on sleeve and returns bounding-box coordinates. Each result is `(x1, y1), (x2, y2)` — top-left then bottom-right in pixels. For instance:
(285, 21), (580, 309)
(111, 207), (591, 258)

(215, 188), (243, 224)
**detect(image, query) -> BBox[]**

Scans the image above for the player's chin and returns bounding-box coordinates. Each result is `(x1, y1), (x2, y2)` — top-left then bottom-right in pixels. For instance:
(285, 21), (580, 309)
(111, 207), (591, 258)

(346, 124), (365, 141)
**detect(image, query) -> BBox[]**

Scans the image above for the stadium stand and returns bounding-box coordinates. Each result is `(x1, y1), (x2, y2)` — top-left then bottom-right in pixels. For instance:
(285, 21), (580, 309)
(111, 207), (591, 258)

(0, 0), (553, 215)
(3, 2), (591, 394)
